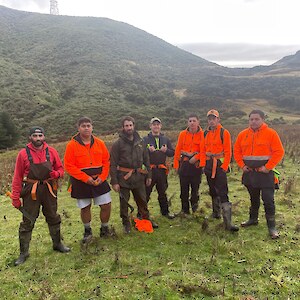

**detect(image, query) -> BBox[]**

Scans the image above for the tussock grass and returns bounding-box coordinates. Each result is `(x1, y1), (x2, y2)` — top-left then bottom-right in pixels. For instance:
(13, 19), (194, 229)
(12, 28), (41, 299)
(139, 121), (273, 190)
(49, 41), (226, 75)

(1, 127), (299, 299)
(0, 161), (299, 299)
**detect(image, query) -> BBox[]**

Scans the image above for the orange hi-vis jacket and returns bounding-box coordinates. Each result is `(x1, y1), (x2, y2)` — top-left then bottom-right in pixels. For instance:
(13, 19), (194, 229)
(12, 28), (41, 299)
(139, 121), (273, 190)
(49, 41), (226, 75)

(234, 123), (284, 170)
(174, 127), (206, 170)
(204, 124), (231, 172)
(64, 134), (110, 183)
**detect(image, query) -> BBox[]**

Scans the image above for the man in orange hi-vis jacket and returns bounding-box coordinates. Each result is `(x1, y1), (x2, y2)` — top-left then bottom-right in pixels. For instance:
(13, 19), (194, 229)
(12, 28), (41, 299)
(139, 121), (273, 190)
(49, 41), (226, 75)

(234, 110), (284, 239)
(64, 117), (112, 243)
(204, 109), (239, 231)
(174, 114), (206, 215)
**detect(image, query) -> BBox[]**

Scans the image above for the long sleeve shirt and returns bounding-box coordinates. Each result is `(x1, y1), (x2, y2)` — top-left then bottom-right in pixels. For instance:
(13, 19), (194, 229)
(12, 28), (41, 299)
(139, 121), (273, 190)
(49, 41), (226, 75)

(143, 132), (174, 165)
(174, 127), (206, 170)
(234, 123), (284, 170)
(12, 142), (63, 200)
(64, 134), (110, 183)
(204, 124), (231, 172)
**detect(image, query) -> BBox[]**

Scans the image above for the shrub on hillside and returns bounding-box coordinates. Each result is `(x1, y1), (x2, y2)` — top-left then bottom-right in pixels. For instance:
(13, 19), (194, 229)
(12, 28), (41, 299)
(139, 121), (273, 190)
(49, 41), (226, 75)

(0, 112), (19, 149)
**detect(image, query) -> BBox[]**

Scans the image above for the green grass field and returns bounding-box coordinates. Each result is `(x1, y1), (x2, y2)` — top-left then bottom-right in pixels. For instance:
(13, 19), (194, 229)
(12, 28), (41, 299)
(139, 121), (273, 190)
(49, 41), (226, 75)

(0, 157), (299, 299)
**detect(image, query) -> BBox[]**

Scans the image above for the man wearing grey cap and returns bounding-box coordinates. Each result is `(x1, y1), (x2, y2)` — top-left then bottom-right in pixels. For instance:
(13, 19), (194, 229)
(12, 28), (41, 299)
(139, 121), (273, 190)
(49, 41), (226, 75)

(10, 126), (70, 266)
(143, 117), (175, 219)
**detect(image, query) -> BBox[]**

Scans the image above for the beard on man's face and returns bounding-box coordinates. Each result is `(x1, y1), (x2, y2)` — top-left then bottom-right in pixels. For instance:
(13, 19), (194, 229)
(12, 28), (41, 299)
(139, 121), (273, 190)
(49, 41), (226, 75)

(31, 139), (44, 147)
(124, 128), (134, 136)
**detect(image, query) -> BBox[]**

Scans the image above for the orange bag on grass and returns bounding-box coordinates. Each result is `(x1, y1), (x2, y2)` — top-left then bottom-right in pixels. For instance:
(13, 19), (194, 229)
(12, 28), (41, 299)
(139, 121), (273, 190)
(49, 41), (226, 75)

(134, 218), (153, 233)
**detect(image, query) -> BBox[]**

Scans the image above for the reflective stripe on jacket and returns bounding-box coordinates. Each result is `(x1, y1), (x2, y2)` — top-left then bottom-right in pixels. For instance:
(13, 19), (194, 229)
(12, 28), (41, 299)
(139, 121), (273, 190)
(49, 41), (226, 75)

(143, 132), (174, 165)
(234, 123), (284, 170)
(64, 134), (110, 183)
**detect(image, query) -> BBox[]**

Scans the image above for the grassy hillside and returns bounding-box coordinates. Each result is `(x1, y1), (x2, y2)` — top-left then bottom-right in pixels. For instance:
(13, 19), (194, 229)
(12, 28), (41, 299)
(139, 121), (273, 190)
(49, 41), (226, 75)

(0, 5), (224, 139)
(1, 5), (300, 143)
(0, 125), (300, 298)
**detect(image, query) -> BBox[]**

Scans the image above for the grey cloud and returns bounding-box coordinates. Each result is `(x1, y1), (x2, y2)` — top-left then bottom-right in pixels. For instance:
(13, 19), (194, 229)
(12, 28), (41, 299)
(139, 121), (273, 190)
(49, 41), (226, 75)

(177, 43), (300, 67)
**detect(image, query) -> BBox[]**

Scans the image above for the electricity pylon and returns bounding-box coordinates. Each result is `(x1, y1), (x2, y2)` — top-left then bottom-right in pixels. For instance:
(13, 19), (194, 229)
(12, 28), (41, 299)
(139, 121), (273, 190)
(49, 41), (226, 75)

(50, 0), (59, 15)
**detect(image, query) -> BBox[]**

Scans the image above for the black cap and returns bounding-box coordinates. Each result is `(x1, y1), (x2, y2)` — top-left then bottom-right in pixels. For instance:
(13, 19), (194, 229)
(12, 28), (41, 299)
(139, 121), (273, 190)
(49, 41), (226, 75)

(29, 126), (45, 136)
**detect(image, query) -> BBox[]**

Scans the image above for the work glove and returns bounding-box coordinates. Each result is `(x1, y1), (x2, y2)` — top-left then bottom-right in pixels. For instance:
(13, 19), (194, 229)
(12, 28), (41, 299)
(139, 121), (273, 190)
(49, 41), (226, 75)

(50, 170), (60, 179)
(12, 198), (22, 209)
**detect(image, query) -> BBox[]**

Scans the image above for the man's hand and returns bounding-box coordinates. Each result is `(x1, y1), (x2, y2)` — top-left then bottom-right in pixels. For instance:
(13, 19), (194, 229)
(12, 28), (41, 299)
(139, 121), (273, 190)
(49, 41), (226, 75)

(258, 165), (270, 173)
(93, 177), (102, 186)
(49, 170), (60, 179)
(112, 184), (120, 192)
(242, 165), (252, 173)
(87, 177), (95, 185)
(160, 144), (167, 153)
(12, 198), (22, 209)
(146, 178), (152, 187)
(148, 145), (156, 152)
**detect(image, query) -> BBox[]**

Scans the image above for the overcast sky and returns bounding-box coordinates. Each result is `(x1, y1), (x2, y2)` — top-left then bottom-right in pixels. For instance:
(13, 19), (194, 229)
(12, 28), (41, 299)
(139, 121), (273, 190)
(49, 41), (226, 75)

(1, 0), (300, 67)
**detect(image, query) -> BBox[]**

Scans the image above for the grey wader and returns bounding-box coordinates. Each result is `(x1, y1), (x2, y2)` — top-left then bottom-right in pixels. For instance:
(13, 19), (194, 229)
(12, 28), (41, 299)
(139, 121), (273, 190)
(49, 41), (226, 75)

(221, 202), (239, 232)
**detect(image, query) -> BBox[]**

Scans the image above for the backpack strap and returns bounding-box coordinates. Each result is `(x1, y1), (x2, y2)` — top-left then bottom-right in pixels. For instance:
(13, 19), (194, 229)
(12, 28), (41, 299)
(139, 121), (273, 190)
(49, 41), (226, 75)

(204, 128), (225, 144)
(204, 130), (208, 138)
(220, 127), (224, 144)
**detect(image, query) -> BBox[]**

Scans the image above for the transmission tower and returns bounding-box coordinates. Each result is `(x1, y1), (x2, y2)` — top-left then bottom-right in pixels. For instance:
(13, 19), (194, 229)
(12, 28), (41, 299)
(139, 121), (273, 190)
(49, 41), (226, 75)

(50, 0), (59, 15)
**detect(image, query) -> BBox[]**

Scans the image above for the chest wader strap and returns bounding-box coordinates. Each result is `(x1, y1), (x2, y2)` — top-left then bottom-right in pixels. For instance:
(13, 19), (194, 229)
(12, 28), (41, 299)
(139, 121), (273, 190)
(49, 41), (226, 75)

(26, 146), (50, 163)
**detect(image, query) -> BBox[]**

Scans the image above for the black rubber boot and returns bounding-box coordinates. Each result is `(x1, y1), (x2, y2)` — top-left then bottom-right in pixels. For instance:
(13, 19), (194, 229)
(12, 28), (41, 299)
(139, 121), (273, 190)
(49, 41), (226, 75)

(266, 215), (279, 239)
(150, 219), (159, 229)
(15, 231), (31, 266)
(221, 202), (239, 232)
(191, 196), (199, 213)
(241, 207), (259, 227)
(82, 227), (93, 243)
(123, 221), (131, 234)
(49, 224), (70, 252)
(211, 197), (221, 219)
(100, 225), (111, 237)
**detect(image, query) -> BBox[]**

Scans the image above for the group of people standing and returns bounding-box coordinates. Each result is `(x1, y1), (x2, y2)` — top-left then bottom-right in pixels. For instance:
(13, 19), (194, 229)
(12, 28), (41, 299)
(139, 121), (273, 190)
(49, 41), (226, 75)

(10, 109), (284, 266)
